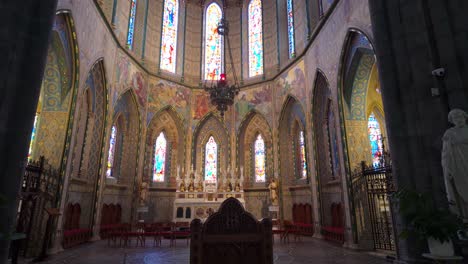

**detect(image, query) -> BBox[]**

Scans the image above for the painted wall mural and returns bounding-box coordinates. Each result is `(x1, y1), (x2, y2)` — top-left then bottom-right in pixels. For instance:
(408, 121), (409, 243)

(235, 84), (272, 129)
(147, 78), (191, 123)
(275, 60), (306, 110)
(192, 91), (214, 122)
(114, 50), (147, 107)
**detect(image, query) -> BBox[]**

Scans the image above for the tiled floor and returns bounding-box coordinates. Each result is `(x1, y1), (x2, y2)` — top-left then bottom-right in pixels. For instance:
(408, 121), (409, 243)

(23, 237), (392, 264)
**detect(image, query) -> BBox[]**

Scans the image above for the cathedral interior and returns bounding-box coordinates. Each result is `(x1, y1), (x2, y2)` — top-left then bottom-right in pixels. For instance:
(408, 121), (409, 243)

(1, 0), (468, 263)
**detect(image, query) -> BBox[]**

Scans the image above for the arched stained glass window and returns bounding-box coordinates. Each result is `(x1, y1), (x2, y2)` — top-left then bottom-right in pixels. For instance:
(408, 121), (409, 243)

(204, 3), (223, 80)
(248, 0), (263, 77)
(204, 136), (218, 182)
(286, 0), (295, 58)
(106, 125), (118, 177)
(254, 134), (266, 182)
(153, 132), (167, 182)
(160, 0), (179, 73)
(126, 0), (138, 49)
(368, 113), (383, 167)
(299, 130), (307, 179)
(27, 113), (39, 161)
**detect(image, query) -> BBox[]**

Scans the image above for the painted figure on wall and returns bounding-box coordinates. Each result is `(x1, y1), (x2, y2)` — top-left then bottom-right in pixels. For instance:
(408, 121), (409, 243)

(132, 72), (146, 105)
(194, 93), (211, 120)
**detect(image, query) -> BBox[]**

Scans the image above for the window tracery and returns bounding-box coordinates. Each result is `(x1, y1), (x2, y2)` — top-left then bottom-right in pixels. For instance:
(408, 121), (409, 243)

(204, 3), (223, 80)
(160, 0), (179, 73)
(126, 0), (138, 49)
(153, 132), (167, 182)
(254, 134), (266, 183)
(248, 0), (263, 77)
(204, 136), (218, 182)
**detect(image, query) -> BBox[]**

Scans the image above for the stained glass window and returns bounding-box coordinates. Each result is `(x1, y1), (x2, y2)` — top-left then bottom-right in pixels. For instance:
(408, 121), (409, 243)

(153, 132), (167, 182)
(204, 3), (223, 80)
(368, 113), (383, 167)
(160, 0), (179, 73)
(299, 130), (307, 179)
(106, 125), (117, 177)
(248, 0), (263, 77)
(204, 136), (217, 182)
(126, 0), (138, 49)
(286, 0), (295, 58)
(254, 134), (266, 182)
(27, 114), (38, 161)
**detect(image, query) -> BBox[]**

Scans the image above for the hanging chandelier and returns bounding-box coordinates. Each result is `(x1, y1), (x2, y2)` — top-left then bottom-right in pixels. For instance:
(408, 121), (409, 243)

(203, 16), (240, 117)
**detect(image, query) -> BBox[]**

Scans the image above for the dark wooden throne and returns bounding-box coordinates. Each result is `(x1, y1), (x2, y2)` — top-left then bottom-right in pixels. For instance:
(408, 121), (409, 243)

(190, 198), (273, 264)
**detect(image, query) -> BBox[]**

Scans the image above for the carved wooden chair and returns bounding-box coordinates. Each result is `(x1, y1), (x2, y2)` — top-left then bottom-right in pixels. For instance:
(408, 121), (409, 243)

(190, 197), (273, 264)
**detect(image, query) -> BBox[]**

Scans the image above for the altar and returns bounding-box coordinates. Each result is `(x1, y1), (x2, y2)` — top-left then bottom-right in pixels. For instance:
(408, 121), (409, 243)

(173, 191), (245, 221)
(173, 166), (246, 222)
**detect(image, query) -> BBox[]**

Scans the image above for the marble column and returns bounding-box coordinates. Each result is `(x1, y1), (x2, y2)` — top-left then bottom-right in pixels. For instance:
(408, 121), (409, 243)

(368, 0), (468, 262)
(0, 0), (59, 262)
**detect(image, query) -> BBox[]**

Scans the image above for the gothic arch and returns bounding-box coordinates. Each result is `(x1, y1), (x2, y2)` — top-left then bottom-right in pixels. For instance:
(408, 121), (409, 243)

(312, 69), (344, 228)
(337, 29), (388, 170)
(145, 106), (184, 186)
(108, 89), (141, 185)
(193, 113), (229, 179)
(278, 95), (308, 184)
(278, 95), (311, 221)
(237, 110), (273, 187)
(30, 12), (80, 176)
(70, 59), (108, 182)
(337, 29), (391, 246)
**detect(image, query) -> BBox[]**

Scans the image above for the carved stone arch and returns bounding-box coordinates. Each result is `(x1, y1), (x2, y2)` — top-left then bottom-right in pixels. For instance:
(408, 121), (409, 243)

(278, 95), (307, 184)
(108, 89), (140, 185)
(237, 110), (272, 187)
(70, 60), (108, 183)
(145, 106), (184, 187)
(337, 29), (388, 170)
(312, 69), (344, 228)
(193, 113), (229, 180)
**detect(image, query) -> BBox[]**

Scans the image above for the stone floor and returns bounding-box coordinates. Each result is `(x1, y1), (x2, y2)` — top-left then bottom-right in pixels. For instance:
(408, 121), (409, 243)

(22, 237), (392, 264)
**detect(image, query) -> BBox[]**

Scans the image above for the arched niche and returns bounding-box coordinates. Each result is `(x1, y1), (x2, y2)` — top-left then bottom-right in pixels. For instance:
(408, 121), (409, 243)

(145, 106), (184, 187)
(70, 59), (107, 182)
(338, 30), (388, 171)
(312, 69), (343, 228)
(107, 89), (141, 185)
(30, 12), (79, 171)
(237, 110), (273, 188)
(278, 95), (308, 185)
(192, 113), (229, 181)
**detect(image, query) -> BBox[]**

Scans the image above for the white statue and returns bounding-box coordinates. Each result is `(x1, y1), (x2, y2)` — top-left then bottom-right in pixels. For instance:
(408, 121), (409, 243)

(442, 109), (468, 221)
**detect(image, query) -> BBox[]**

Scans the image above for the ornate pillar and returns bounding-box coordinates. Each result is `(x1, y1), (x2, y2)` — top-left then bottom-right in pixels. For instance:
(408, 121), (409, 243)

(368, 0), (468, 261)
(0, 0), (58, 262)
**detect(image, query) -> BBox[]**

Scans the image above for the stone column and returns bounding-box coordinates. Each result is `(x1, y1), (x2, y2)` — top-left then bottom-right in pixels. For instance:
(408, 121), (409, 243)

(368, 0), (468, 261)
(0, 0), (58, 262)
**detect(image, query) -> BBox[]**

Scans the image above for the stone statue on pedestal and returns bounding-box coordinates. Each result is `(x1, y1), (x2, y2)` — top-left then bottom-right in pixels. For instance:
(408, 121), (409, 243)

(442, 109), (468, 221)
(268, 178), (278, 206)
(139, 181), (148, 206)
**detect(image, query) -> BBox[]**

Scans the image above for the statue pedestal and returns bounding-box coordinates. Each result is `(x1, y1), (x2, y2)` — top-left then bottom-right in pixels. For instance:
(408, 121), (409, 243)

(269, 205), (279, 220)
(137, 206), (149, 222)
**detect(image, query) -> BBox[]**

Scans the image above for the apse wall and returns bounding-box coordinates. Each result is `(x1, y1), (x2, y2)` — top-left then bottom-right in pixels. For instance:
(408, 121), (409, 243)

(56, 0), (374, 240)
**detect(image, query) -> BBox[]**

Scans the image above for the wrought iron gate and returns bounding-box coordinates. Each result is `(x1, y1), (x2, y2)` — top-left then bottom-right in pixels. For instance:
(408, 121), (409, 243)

(352, 162), (396, 251)
(15, 157), (60, 257)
